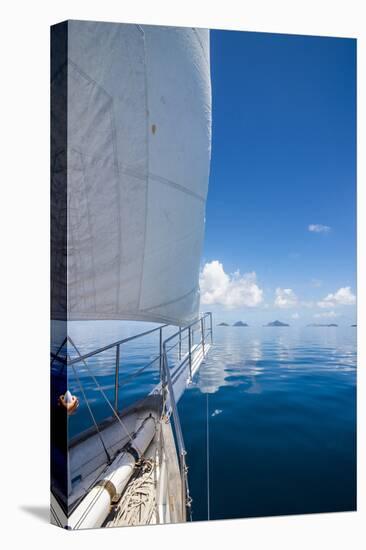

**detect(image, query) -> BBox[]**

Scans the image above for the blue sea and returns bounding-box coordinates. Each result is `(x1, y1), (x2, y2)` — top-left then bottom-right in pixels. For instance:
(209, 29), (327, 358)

(54, 321), (356, 521)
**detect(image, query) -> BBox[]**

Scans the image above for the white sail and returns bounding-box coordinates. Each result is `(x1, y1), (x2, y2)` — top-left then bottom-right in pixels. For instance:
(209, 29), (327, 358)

(51, 21), (211, 326)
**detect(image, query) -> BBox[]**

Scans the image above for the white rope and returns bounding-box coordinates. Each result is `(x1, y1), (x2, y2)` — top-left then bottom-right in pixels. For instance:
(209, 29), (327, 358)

(109, 458), (157, 526)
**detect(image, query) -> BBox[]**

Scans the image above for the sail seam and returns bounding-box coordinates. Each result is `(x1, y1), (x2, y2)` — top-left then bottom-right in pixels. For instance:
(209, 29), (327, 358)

(65, 152), (206, 203)
(78, 149), (97, 314)
(142, 285), (198, 312)
(68, 58), (112, 98)
(120, 166), (206, 202)
(108, 97), (122, 314)
(147, 172), (206, 202)
(137, 25), (150, 313)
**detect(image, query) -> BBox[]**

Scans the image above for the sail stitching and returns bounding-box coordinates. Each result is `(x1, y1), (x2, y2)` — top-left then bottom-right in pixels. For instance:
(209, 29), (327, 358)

(147, 171), (206, 202)
(108, 98), (122, 315)
(141, 285), (198, 312)
(137, 24), (150, 313)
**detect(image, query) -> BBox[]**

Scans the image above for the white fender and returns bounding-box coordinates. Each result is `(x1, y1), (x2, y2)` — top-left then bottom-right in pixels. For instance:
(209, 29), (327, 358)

(67, 416), (156, 529)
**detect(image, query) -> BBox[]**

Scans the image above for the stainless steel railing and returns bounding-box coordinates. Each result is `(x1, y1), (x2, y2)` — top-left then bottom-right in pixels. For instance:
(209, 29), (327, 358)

(51, 312), (213, 519)
(161, 312), (213, 384)
(51, 323), (169, 411)
(51, 312), (212, 413)
(161, 312), (213, 518)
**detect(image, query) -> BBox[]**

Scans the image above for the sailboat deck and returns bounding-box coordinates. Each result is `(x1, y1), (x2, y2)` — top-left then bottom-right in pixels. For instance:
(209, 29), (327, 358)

(51, 314), (213, 528)
(68, 395), (162, 512)
(103, 417), (183, 527)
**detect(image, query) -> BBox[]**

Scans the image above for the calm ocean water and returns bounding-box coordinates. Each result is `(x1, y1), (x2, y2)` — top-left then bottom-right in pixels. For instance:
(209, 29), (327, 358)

(181, 325), (356, 520)
(54, 321), (356, 521)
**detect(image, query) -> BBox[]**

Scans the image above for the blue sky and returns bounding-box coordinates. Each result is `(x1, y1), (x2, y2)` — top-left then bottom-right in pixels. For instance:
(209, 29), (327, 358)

(200, 30), (356, 325)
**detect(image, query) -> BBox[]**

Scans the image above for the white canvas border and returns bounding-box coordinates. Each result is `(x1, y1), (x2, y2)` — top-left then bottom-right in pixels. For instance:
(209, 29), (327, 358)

(0, 1), (364, 549)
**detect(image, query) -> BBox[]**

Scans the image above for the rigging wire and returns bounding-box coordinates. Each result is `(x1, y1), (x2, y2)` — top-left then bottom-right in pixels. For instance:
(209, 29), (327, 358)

(69, 358), (111, 463)
(67, 336), (138, 449)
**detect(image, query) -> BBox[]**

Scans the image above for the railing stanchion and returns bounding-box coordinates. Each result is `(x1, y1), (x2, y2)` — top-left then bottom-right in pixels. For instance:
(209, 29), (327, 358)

(201, 316), (205, 356)
(114, 344), (120, 412)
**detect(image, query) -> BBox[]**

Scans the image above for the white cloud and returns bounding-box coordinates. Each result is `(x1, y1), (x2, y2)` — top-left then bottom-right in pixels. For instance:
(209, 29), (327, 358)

(274, 288), (298, 308)
(308, 224), (331, 233)
(317, 286), (356, 308)
(314, 311), (338, 319)
(291, 312), (300, 319)
(200, 261), (263, 308)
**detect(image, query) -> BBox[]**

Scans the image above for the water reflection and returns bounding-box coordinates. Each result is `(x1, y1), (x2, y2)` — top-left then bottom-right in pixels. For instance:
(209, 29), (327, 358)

(52, 322), (356, 439)
(194, 326), (356, 395)
(180, 326), (356, 521)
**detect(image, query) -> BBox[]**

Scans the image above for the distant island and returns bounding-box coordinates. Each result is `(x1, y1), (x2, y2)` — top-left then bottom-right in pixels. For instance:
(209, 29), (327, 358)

(307, 323), (338, 327)
(217, 322), (229, 326)
(351, 324), (357, 327)
(264, 320), (289, 327)
(233, 321), (248, 327)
